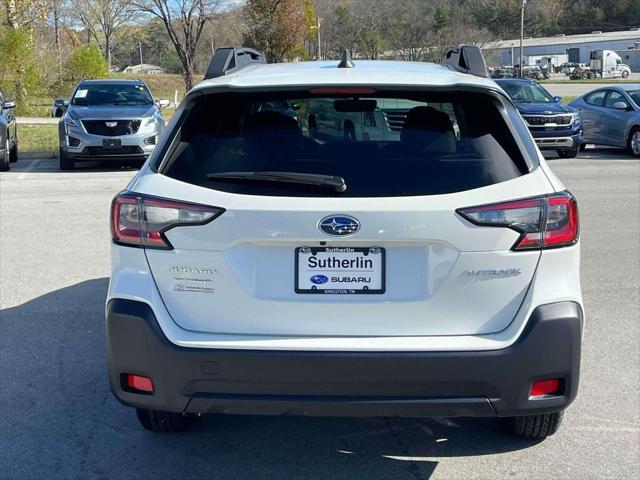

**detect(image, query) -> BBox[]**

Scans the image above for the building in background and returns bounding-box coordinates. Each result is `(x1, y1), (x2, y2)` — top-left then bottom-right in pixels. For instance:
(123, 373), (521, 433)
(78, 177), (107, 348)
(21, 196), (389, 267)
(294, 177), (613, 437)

(616, 42), (640, 72)
(483, 29), (640, 67)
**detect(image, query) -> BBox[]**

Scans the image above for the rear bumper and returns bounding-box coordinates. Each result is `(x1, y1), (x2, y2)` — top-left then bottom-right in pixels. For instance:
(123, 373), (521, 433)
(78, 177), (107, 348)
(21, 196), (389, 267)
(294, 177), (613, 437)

(106, 299), (582, 418)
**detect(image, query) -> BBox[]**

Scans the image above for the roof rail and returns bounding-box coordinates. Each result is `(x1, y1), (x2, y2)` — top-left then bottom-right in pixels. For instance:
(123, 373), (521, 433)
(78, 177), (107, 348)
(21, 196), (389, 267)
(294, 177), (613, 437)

(204, 47), (266, 80)
(442, 45), (489, 78)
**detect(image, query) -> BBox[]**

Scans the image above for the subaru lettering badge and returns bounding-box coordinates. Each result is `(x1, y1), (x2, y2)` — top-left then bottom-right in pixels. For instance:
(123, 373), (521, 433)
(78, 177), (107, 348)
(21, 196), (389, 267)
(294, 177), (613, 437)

(310, 275), (329, 285)
(318, 215), (360, 236)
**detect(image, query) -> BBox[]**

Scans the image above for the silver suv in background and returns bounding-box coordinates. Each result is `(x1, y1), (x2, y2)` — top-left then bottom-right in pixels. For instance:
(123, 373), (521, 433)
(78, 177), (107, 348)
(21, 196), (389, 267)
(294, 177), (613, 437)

(58, 79), (169, 170)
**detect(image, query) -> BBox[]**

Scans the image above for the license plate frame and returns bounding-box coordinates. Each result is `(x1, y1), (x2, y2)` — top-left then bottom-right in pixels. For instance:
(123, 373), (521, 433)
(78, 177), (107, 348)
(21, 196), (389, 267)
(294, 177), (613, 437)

(295, 246), (386, 295)
(102, 138), (122, 148)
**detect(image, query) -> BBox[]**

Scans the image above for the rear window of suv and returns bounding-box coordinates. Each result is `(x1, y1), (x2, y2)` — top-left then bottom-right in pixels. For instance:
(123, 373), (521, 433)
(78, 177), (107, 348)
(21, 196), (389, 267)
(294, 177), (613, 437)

(160, 91), (530, 197)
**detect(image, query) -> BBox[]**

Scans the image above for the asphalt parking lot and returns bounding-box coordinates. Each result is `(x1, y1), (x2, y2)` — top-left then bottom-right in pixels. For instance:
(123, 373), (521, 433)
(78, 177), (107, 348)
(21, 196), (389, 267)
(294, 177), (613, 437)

(1, 149), (638, 480)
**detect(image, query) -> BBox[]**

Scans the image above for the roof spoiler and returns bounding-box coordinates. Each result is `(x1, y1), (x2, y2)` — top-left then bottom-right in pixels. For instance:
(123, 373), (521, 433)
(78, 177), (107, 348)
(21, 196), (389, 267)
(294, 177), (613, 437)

(442, 45), (489, 78)
(204, 47), (266, 80)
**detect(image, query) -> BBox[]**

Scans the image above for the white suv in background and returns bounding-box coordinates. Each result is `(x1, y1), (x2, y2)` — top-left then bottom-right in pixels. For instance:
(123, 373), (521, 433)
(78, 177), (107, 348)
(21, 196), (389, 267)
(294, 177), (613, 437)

(107, 47), (582, 439)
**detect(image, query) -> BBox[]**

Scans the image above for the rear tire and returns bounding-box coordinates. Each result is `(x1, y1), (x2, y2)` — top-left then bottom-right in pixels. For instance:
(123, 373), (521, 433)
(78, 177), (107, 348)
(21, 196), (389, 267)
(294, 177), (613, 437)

(558, 148), (578, 158)
(135, 408), (198, 433)
(511, 411), (564, 439)
(628, 127), (640, 158)
(622, 69), (630, 79)
(59, 148), (74, 170)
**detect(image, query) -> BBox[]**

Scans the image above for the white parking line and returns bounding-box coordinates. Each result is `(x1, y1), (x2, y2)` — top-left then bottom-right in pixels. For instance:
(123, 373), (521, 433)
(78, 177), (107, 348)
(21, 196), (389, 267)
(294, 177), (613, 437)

(17, 159), (42, 180)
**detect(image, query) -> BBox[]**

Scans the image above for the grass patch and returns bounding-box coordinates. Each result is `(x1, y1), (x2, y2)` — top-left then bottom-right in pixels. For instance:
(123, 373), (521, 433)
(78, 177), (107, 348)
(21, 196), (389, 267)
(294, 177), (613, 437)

(18, 124), (58, 153)
(560, 96), (576, 104)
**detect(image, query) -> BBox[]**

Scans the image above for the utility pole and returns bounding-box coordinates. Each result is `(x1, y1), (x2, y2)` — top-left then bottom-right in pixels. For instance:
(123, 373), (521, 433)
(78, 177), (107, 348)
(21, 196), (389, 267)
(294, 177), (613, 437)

(519, 0), (526, 77)
(139, 41), (143, 66)
(210, 38), (215, 55)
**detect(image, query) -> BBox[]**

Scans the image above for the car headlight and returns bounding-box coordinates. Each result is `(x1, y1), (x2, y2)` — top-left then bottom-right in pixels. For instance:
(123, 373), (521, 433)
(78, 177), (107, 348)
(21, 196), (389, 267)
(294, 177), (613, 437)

(64, 115), (77, 127)
(571, 112), (581, 124)
(140, 114), (162, 132)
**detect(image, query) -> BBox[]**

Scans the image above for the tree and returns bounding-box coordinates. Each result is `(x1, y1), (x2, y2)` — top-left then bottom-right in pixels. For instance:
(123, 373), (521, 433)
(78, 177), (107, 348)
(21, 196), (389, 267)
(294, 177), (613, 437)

(384, 1), (432, 61)
(65, 44), (109, 81)
(74, 0), (132, 69)
(2, 0), (50, 29)
(131, 0), (221, 91)
(0, 26), (43, 113)
(243, 0), (315, 62)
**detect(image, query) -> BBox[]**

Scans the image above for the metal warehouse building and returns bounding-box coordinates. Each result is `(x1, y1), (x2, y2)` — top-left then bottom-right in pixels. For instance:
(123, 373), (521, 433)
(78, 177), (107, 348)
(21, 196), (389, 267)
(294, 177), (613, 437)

(483, 29), (640, 68)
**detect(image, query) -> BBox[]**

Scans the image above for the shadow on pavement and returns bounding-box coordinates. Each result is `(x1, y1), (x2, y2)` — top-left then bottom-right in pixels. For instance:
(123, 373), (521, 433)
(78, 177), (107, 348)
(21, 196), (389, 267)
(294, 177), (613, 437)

(0, 278), (542, 480)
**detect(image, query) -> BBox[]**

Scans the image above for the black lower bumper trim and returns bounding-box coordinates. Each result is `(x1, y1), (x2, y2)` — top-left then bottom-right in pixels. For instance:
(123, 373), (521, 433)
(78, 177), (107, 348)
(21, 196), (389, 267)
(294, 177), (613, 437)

(106, 300), (582, 418)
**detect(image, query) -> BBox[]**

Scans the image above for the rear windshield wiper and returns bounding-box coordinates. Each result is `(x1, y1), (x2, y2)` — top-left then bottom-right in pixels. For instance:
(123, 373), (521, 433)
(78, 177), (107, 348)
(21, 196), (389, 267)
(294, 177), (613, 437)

(207, 171), (347, 193)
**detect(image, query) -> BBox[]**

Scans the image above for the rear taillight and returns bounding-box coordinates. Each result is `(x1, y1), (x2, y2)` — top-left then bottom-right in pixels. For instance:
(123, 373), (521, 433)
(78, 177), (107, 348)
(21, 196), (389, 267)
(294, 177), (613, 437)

(457, 191), (578, 251)
(111, 193), (223, 249)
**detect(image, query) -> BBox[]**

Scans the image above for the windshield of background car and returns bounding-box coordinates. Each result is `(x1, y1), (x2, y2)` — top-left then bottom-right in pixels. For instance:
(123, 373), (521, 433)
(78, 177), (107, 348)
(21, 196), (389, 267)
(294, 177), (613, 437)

(71, 84), (153, 106)
(501, 82), (556, 103)
(161, 91), (530, 197)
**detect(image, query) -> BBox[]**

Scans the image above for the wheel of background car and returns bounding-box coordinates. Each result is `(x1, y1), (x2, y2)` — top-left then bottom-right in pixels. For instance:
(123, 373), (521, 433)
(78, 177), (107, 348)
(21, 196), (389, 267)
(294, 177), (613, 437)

(0, 135), (10, 171)
(622, 70), (629, 79)
(10, 140), (18, 163)
(59, 147), (74, 170)
(558, 148), (579, 159)
(628, 128), (640, 157)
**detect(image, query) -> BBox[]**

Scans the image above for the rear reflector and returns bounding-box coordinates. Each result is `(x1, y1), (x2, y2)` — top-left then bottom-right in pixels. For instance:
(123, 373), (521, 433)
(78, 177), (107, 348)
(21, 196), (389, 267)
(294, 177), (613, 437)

(530, 379), (561, 397)
(111, 193), (224, 249)
(457, 191), (579, 251)
(126, 374), (154, 393)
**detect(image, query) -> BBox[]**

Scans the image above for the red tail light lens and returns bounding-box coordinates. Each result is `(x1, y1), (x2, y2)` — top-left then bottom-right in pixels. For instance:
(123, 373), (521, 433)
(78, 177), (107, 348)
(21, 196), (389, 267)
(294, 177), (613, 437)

(126, 374), (154, 393)
(530, 378), (561, 397)
(111, 193), (224, 249)
(457, 191), (578, 251)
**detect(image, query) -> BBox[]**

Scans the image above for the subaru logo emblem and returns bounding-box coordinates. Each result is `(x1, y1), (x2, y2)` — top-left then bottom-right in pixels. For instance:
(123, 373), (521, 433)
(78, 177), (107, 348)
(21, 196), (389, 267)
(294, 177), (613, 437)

(310, 275), (328, 285)
(318, 215), (360, 236)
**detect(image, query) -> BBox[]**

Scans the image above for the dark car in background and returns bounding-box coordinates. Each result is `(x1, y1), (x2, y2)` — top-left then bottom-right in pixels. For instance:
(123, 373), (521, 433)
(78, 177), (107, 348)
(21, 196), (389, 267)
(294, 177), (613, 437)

(57, 79), (169, 170)
(0, 89), (18, 171)
(496, 78), (583, 158)
(569, 86), (640, 157)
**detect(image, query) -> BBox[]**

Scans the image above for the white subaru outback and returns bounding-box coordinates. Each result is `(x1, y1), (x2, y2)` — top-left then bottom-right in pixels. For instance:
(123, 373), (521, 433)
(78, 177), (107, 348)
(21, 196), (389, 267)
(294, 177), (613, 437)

(107, 47), (582, 438)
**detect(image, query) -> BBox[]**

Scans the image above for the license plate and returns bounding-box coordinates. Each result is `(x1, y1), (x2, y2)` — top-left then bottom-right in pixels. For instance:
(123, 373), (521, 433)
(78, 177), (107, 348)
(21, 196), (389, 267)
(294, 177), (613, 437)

(295, 246), (385, 294)
(103, 138), (121, 148)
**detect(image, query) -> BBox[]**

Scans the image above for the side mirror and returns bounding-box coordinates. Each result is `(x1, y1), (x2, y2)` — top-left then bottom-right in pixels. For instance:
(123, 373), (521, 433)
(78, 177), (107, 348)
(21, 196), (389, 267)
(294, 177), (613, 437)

(157, 99), (171, 110)
(613, 101), (629, 110)
(554, 96), (562, 103)
(3, 100), (16, 109)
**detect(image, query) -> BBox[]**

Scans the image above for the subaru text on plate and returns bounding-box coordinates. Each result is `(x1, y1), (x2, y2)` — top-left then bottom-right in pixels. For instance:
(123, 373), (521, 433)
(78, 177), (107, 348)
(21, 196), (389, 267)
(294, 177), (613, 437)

(58, 79), (169, 170)
(107, 47), (583, 439)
